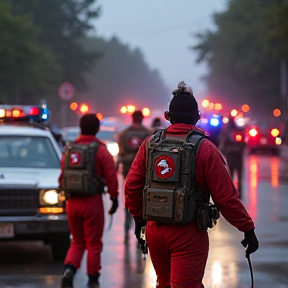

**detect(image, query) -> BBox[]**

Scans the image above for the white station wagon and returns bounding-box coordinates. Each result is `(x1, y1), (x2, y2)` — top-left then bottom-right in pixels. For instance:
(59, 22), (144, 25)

(0, 104), (70, 260)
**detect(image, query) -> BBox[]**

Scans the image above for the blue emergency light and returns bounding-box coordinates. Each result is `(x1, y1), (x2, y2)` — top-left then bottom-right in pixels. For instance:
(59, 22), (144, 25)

(0, 103), (50, 123)
(209, 117), (220, 127)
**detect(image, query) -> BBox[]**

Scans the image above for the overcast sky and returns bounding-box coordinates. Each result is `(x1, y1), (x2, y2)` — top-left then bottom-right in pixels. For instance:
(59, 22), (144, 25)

(93, 0), (228, 101)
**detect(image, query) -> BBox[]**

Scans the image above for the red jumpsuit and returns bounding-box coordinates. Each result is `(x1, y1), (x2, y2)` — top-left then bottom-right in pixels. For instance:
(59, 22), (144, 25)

(124, 123), (255, 288)
(59, 135), (118, 276)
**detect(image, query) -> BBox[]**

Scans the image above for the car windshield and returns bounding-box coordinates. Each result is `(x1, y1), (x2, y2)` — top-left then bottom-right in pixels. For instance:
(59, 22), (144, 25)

(0, 136), (60, 168)
(61, 127), (80, 142)
(97, 130), (118, 142)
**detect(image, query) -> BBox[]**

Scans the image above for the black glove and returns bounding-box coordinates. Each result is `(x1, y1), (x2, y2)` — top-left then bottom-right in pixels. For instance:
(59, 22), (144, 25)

(108, 197), (118, 214)
(241, 228), (259, 257)
(134, 220), (148, 254)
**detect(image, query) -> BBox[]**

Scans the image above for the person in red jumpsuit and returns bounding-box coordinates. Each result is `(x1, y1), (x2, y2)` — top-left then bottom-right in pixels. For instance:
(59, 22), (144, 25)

(59, 114), (119, 288)
(124, 82), (259, 288)
(117, 110), (150, 243)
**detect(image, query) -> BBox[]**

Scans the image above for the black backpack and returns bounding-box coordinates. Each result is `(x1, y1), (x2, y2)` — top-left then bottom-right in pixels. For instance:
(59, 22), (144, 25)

(122, 127), (150, 154)
(143, 129), (219, 228)
(60, 142), (105, 195)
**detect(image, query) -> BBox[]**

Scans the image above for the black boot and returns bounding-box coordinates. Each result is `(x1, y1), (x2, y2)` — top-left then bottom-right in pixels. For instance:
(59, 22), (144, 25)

(87, 273), (100, 288)
(61, 264), (76, 288)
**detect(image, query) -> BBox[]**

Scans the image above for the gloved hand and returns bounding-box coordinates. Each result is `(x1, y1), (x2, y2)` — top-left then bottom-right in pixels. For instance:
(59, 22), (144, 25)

(241, 228), (259, 257)
(134, 220), (148, 254)
(108, 197), (118, 214)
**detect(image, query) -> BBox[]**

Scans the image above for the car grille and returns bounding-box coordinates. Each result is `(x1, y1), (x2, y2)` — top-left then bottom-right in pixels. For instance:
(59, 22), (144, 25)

(0, 188), (39, 216)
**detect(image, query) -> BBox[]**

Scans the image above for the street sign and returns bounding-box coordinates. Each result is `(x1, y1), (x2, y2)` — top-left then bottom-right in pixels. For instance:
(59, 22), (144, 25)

(58, 82), (74, 101)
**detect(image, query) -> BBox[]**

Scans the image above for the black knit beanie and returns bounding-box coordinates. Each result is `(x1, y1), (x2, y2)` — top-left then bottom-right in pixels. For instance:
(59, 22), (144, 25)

(168, 81), (199, 124)
(132, 110), (144, 124)
(80, 113), (100, 135)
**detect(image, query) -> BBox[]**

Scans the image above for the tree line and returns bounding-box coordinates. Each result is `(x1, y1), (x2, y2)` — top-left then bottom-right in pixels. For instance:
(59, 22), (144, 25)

(193, 0), (288, 117)
(0, 0), (169, 126)
(3, 0), (286, 124)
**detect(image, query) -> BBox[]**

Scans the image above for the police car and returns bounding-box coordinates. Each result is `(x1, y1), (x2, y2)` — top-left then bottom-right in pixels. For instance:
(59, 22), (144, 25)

(0, 104), (70, 260)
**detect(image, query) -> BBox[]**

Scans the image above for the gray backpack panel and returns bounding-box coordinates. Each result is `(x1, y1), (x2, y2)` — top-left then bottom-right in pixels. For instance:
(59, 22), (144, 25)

(61, 142), (105, 195)
(123, 127), (150, 154)
(143, 129), (208, 224)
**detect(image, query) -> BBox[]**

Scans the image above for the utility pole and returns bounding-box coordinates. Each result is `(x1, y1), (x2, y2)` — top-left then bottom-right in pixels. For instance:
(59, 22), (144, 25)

(280, 60), (288, 144)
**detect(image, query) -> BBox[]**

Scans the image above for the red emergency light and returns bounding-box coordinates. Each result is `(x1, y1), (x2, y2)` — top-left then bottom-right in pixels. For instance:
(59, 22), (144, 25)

(28, 106), (40, 116)
(0, 104), (49, 122)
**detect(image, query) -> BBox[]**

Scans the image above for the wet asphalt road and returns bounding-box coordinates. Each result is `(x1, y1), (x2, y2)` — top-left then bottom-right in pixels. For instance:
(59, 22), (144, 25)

(0, 147), (288, 288)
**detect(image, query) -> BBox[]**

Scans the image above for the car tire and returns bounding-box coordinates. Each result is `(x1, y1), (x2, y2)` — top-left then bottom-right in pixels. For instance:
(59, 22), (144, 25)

(50, 232), (71, 261)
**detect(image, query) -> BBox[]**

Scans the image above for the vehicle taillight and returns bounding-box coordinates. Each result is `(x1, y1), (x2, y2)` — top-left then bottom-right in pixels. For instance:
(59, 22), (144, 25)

(79, 104), (89, 114)
(142, 107), (150, 117)
(271, 128), (280, 138)
(275, 137), (282, 145)
(234, 133), (243, 142)
(96, 113), (103, 120)
(249, 128), (258, 137)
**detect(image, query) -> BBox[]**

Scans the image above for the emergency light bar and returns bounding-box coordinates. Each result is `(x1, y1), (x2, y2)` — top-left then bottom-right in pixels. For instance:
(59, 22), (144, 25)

(0, 103), (49, 123)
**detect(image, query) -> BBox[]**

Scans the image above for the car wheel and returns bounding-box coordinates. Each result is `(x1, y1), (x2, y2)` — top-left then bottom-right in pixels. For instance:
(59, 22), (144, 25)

(50, 232), (71, 261)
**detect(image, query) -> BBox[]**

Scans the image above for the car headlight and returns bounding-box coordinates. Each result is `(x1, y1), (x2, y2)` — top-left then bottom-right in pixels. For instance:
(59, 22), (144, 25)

(107, 142), (119, 157)
(40, 189), (59, 205)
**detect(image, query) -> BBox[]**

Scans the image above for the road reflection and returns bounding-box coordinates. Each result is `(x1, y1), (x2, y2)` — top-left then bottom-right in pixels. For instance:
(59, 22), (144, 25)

(210, 260), (237, 288)
(143, 255), (157, 288)
(1, 154), (287, 287)
(247, 155), (281, 221)
(248, 155), (258, 221)
(212, 260), (222, 287)
(203, 214), (241, 288)
(270, 156), (279, 187)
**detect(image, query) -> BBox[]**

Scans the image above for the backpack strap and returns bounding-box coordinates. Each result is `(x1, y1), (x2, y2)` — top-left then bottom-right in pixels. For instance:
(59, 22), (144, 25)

(150, 128), (166, 144)
(88, 140), (101, 151)
(87, 141), (106, 188)
(185, 130), (210, 201)
(185, 130), (207, 158)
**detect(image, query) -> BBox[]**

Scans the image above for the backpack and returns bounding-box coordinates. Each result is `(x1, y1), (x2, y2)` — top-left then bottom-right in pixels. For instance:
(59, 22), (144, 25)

(122, 127), (150, 154)
(60, 142), (105, 195)
(143, 129), (219, 229)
